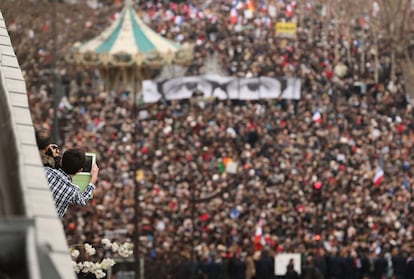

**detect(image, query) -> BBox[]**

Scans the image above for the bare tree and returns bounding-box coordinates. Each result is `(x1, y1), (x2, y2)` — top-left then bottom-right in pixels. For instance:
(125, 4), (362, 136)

(321, 0), (414, 97)
(370, 0), (414, 81)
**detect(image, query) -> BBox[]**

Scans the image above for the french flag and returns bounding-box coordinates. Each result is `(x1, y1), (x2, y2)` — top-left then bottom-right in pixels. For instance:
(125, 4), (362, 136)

(372, 1), (380, 17)
(403, 176), (410, 191)
(189, 4), (204, 19)
(173, 15), (185, 25)
(312, 110), (322, 123)
(373, 167), (384, 186)
(164, 10), (175, 21)
(286, 3), (294, 17)
(253, 220), (265, 250)
(208, 14), (218, 24)
(197, 11), (205, 19)
(232, 0), (244, 10)
(262, 17), (272, 28)
(230, 8), (238, 24)
(260, 0), (268, 13)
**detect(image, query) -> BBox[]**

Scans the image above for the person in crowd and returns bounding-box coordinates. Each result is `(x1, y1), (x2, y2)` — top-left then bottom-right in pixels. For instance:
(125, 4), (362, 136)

(44, 148), (99, 218)
(254, 249), (274, 279)
(302, 255), (324, 279)
(200, 253), (223, 279)
(373, 253), (387, 279)
(228, 252), (247, 279)
(245, 250), (256, 279)
(35, 129), (61, 169)
(285, 258), (300, 279)
(392, 248), (408, 279)
(173, 250), (197, 279)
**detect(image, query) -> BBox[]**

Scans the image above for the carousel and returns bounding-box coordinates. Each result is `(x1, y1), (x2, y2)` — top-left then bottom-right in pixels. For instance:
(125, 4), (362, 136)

(69, 0), (193, 91)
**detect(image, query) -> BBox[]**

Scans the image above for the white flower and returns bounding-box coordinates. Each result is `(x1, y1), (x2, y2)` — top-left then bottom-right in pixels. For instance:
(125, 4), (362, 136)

(118, 248), (129, 257)
(71, 240), (133, 276)
(72, 261), (80, 273)
(94, 262), (101, 272)
(94, 269), (106, 279)
(71, 249), (80, 258)
(82, 261), (94, 273)
(111, 242), (119, 253)
(100, 258), (116, 270)
(123, 242), (133, 249)
(84, 243), (96, 256)
(88, 246), (96, 255)
(118, 243), (133, 257)
(101, 238), (112, 248)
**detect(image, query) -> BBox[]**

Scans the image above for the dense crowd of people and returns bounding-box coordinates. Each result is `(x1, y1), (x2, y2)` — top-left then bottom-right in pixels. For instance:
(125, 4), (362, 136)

(3, 0), (414, 278)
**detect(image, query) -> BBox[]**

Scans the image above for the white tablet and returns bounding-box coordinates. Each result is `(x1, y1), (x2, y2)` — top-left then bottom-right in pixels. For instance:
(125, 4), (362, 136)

(73, 152), (96, 192)
(79, 152), (96, 174)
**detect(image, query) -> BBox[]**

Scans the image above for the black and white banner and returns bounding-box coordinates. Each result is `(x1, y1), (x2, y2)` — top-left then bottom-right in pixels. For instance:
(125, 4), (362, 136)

(142, 75), (301, 103)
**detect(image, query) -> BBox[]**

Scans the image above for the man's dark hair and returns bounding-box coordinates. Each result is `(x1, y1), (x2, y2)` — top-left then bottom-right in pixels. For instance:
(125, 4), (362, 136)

(61, 148), (86, 175)
(35, 129), (51, 150)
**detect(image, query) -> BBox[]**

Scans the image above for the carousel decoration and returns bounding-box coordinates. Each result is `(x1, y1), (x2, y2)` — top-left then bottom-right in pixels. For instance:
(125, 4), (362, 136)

(68, 0), (193, 90)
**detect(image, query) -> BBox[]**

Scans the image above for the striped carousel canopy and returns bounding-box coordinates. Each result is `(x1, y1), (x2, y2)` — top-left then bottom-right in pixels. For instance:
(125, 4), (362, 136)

(72, 1), (192, 68)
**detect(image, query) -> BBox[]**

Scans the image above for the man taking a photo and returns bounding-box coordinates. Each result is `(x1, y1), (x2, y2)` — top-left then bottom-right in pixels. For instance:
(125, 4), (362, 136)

(44, 148), (99, 218)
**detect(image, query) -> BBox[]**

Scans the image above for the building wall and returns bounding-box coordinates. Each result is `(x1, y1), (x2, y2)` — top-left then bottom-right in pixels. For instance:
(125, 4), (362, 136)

(0, 10), (76, 279)
(0, 68), (25, 216)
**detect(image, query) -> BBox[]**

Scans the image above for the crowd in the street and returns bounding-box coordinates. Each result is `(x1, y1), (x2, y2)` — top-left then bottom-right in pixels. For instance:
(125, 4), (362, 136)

(3, 0), (414, 278)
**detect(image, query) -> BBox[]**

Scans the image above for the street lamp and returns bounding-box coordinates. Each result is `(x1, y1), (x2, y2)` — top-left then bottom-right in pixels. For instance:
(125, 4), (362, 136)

(132, 68), (143, 279)
(51, 0), (60, 143)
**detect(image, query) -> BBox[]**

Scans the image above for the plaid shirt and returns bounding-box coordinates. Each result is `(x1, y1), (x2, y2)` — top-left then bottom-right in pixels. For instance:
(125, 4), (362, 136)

(44, 167), (95, 218)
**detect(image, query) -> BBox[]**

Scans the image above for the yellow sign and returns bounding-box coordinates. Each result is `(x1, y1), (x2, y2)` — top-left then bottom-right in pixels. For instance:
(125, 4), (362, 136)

(275, 22), (297, 38)
(136, 169), (144, 181)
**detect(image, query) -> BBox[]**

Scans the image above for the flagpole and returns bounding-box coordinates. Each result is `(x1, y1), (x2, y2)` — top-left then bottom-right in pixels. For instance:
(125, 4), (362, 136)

(379, 155), (384, 169)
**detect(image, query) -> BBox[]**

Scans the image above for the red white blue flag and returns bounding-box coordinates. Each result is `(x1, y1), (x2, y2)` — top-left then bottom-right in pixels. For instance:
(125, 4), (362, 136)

(373, 167), (384, 186)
